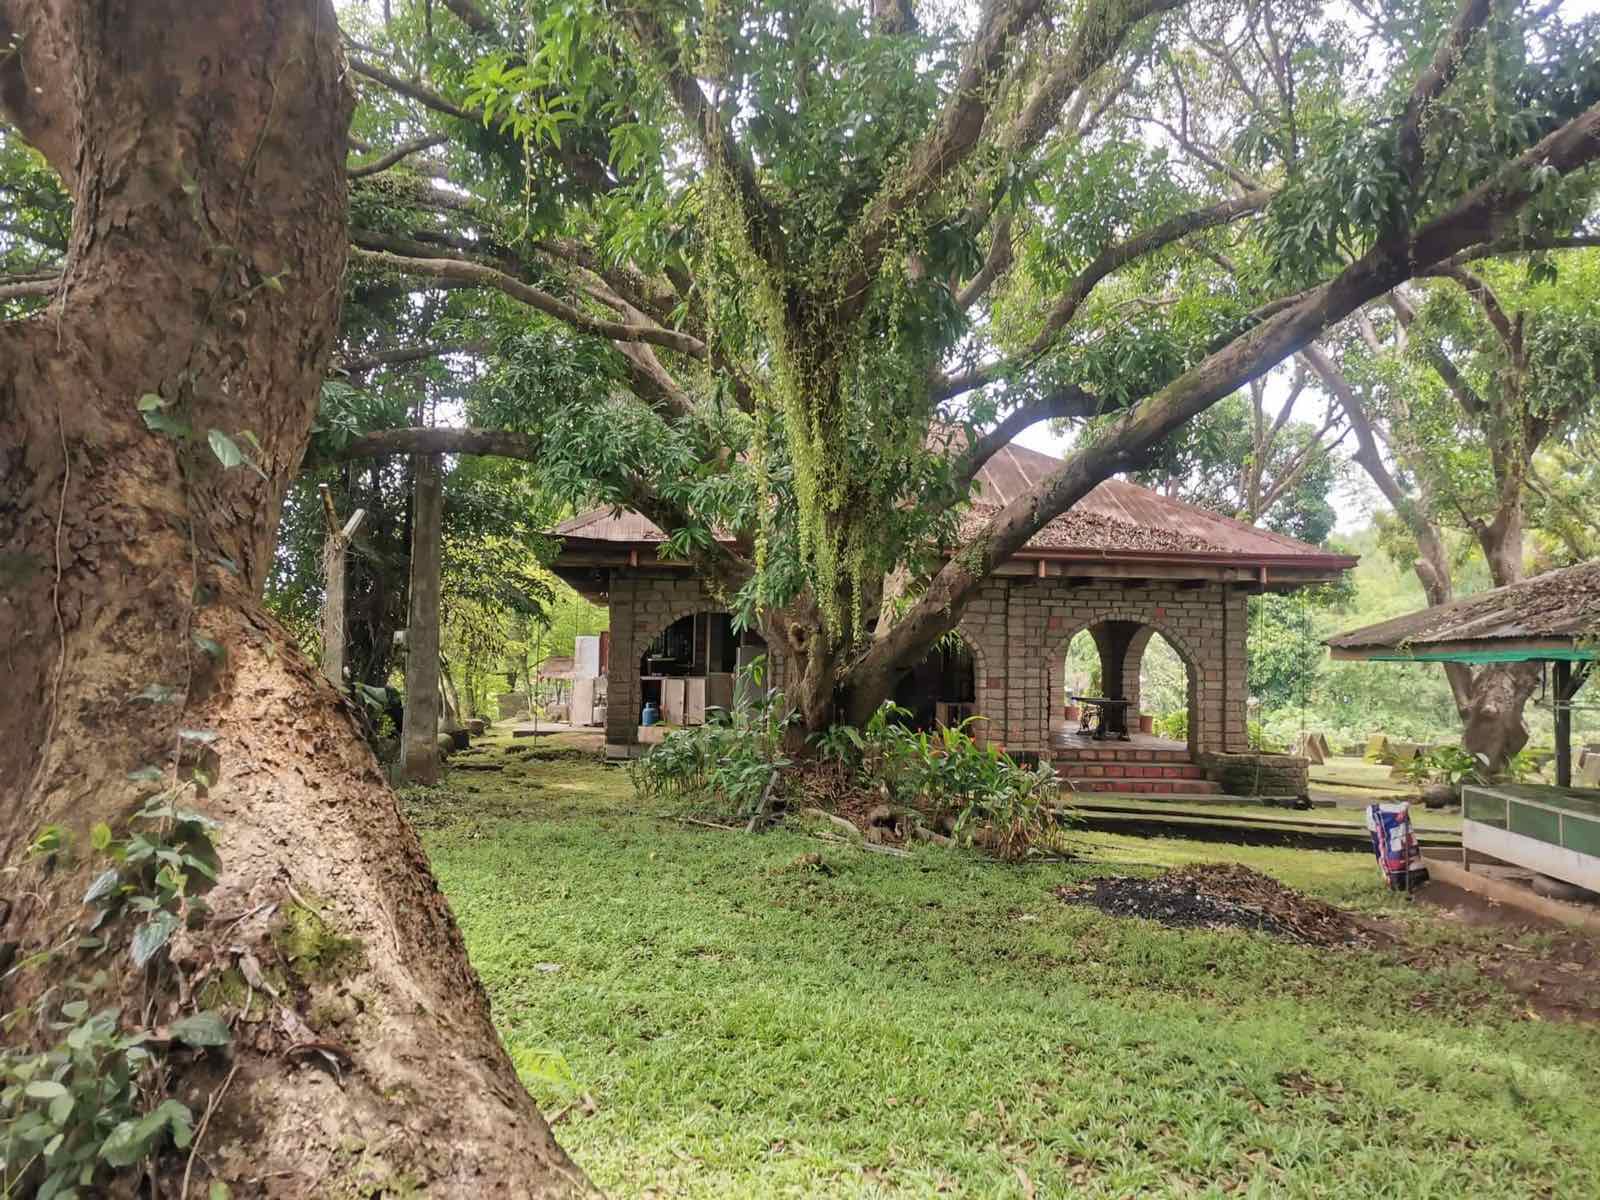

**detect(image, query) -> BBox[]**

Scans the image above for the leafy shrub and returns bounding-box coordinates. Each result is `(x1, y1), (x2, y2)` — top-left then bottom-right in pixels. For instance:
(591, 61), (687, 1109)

(2, 793), (232, 1197)
(822, 704), (1068, 860)
(629, 659), (793, 817)
(1152, 708), (1188, 742)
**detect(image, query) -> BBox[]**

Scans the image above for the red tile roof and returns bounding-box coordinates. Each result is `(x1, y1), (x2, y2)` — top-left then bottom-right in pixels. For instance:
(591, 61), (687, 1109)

(554, 439), (1354, 569)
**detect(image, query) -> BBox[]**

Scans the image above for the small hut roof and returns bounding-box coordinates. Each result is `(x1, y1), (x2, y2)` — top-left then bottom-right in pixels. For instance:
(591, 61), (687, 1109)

(536, 656), (576, 680)
(1327, 560), (1600, 662)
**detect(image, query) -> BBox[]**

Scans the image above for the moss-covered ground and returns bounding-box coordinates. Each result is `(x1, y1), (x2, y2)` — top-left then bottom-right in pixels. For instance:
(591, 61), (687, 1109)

(408, 735), (1599, 1199)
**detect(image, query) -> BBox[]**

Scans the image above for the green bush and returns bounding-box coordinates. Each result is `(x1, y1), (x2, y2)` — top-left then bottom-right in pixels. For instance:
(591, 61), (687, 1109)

(629, 659), (793, 817)
(3, 794), (232, 1198)
(1153, 708), (1188, 742)
(823, 704), (1067, 861)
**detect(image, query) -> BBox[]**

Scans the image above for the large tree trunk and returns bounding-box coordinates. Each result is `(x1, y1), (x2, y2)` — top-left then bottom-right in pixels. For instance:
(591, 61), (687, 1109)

(1461, 662), (1541, 771)
(0, 3), (590, 1196)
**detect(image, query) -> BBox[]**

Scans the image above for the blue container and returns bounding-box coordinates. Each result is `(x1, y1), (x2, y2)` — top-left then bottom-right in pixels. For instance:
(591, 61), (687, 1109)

(641, 701), (660, 727)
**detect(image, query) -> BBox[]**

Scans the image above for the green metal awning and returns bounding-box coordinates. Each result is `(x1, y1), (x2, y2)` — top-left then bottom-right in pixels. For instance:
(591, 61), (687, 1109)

(1353, 647), (1598, 665)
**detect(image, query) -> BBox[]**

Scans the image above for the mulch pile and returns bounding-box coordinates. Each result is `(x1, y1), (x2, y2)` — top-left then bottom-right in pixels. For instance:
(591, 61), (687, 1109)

(1054, 862), (1372, 947)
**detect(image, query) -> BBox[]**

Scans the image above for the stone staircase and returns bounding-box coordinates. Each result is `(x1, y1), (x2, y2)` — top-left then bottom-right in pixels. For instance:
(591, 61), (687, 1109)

(1051, 743), (1222, 796)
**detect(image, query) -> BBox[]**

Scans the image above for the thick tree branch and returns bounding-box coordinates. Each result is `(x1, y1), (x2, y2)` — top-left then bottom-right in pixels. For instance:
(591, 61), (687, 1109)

(855, 97), (1600, 681)
(1398, 0), (1492, 197)
(620, 6), (785, 269)
(1023, 189), (1271, 357)
(953, 384), (1107, 490)
(0, 273), (61, 301)
(955, 214), (1015, 311)
(1001, 0), (1185, 158)
(330, 426), (543, 462)
(334, 339), (492, 375)
(349, 247), (709, 359)
(349, 57), (474, 120)
(936, 189), (1271, 399)
(1447, 232), (1600, 266)
(349, 133), (449, 178)
(841, 0), (1048, 298)
(0, 7), (74, 184)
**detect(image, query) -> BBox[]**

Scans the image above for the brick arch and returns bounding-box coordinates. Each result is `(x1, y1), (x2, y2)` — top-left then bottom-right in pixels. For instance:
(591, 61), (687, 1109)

(1043, 610), (1203, 756)
(953, 615), (1004, 743)
(606, 575), (743, 751)
(635, 599), (730, 662)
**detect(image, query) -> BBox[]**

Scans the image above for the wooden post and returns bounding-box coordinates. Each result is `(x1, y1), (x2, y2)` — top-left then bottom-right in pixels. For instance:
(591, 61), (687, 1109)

(401, 453), (444, 784)
(318, 483), (366, 689)
(1555, 659), (1573, 788)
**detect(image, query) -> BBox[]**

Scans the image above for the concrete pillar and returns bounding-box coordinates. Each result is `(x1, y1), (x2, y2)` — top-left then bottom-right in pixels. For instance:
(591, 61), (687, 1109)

(605, 574), (642, 756)
(399, 453), (442, 784)
(317, 486), (365, 689)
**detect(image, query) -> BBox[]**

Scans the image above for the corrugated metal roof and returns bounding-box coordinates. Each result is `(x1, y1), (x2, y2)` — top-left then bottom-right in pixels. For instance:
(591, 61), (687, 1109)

(554, 440), (1353, 566)
(1328, 560), (1600, 653)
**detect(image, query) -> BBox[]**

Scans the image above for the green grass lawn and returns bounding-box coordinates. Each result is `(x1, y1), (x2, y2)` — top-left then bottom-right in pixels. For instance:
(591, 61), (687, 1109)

(411, 741), (1600, 1198)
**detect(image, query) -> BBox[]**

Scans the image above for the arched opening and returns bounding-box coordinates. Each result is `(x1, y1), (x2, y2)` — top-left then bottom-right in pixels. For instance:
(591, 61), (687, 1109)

(892, 634), (978, 733)
(1055, 618), (1200, 752)
(638, 610), (766, 730)
(1136, 631), (1193, 747)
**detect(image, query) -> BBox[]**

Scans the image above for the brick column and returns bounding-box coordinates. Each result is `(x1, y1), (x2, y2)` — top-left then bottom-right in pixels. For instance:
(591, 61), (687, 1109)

(1222, 587), (1249, 750)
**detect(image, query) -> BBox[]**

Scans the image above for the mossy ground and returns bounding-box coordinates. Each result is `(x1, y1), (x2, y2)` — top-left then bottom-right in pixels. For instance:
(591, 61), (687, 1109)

(411, 734), (1600, 1199)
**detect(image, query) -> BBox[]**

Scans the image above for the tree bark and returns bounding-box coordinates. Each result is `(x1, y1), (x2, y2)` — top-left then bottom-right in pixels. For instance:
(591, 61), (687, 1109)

(0, 3), (591, 1195)
(401, 453), (444, 783)
(1461, 662), (1541, 771)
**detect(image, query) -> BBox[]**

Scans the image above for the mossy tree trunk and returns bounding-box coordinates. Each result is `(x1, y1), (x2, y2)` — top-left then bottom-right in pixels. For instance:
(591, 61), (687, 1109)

(0, 2), (592, 1194)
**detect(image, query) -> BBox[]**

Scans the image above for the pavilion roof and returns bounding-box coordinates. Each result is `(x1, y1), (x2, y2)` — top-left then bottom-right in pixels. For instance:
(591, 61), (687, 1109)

(553, 439), (1353, 573)
(1327, 560), (1600, 663)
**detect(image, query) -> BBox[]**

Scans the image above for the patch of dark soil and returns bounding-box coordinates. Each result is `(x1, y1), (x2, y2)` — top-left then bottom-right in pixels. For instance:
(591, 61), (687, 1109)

(1368, 880), (1600, 1023)
(1055, 863), (1372, 947)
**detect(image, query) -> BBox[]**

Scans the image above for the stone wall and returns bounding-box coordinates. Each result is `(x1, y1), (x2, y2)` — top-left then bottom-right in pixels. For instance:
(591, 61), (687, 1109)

(604, 574), (721, 752)
(1196, 751), (1310, 797)
(603, 570), (1249, 761)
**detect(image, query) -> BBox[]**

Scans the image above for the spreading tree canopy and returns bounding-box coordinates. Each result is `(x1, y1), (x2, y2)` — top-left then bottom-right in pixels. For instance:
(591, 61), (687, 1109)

(318, 0), (1600, 728)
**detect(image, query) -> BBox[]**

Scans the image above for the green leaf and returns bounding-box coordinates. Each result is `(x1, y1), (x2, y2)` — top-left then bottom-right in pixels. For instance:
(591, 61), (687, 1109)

(83, 868), (121, 905)
(25, 1080), (69, 1100)
(130, 910), (179, 968)
(169, 1011), (231, 1048)
(192, 633), (226, 661)
(142, 408), (191, 438)
(136, 392), (165, 412)
(207, 429), (245, 469)
(48, 1092), (74, 1125)
(127, 764), (165, 782)
(90, 822), (113, 852)
(99, 1119), (149, 1167)
(209, 1182), (232, 1200)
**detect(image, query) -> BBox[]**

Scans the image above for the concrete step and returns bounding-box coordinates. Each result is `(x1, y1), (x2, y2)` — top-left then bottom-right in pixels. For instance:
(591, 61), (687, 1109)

(1059, 762), (1205, 781)
(1064, 778), (1223, 795)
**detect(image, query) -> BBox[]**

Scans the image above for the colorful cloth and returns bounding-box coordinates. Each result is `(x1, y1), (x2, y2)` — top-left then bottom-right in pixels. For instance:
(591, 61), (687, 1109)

(1365, 802), (1429, 890)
